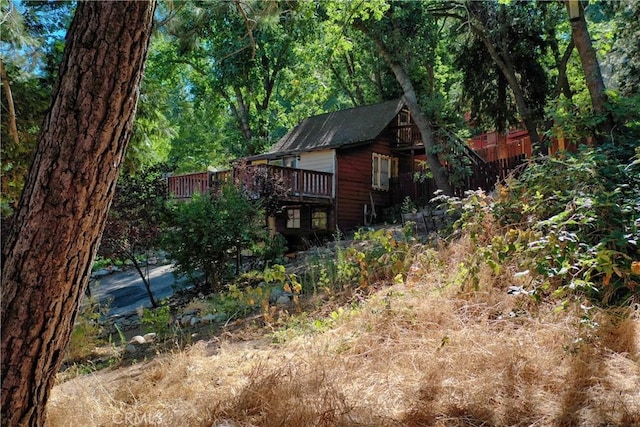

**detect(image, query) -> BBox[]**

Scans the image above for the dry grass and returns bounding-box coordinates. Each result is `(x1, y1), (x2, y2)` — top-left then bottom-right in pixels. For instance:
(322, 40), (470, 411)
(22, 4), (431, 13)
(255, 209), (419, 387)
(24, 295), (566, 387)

(47, 238), (640, 426)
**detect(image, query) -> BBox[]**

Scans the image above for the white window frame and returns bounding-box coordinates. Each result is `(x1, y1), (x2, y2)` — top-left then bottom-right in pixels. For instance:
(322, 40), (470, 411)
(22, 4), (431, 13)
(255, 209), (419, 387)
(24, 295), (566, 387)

(372, 153), (397, 190)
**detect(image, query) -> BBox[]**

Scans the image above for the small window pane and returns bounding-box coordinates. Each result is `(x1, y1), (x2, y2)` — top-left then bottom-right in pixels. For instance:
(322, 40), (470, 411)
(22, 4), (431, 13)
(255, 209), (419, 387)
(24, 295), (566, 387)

(312, 209), (327, 230)
(287, 208), (300, 228)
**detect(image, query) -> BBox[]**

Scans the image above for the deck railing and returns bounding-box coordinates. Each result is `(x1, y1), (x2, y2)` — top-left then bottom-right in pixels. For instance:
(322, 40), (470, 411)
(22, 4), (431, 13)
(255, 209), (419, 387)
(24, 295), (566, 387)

(168, 165), (333, 200)
(260, 165), (332, 198)
(167, 171), (211, 199)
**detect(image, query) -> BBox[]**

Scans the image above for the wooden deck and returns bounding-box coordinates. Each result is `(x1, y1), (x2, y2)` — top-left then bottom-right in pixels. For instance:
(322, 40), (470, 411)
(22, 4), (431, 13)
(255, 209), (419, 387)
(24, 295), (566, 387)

(167, 165), (333, 201)
(167, 171), (212, 200)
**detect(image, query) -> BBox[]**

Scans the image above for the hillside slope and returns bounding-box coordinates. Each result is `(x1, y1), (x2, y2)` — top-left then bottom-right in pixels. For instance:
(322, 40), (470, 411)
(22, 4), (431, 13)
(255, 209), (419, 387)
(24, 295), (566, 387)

(48, 238), (639, 426)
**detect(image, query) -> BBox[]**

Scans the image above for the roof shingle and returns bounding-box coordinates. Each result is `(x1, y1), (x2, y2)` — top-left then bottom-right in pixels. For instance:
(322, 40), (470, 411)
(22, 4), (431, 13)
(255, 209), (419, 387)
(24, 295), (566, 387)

(263, 98), (406, 156)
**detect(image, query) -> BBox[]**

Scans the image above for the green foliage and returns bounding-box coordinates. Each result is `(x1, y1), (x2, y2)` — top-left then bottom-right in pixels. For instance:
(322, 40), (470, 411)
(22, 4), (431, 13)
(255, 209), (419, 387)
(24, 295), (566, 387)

(337, 226), (415, 289)
(264, 264), (302, 295)
(452, 1), (556, 132)
(163, 185), (267, 291)
(446, 144), (640, 305)
(206, 284), (267, 321)
(140, 305), (171, 335)
(251, 233), (287, 266)
(99, 164), (170, 261)
(1, 2), (73, 214)
(65, 296), (107, 363)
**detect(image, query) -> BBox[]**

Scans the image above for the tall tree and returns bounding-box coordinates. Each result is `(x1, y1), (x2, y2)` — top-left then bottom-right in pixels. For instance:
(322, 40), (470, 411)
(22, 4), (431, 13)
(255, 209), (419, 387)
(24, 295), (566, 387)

(564, 0), (614, 138)
(441, 0), (551, 147)
(98, 165), (171, 308)
(0, 2), (155, 424)
(344, 1), (454, 195)
(166, 0), (315, 157)
(0, 1), (72, 214)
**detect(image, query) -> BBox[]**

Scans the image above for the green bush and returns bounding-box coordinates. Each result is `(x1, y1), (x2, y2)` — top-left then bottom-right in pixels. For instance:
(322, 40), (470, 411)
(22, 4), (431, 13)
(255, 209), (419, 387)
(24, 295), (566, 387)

(163, 185), (268, 291)
(447, 144), (639, 305)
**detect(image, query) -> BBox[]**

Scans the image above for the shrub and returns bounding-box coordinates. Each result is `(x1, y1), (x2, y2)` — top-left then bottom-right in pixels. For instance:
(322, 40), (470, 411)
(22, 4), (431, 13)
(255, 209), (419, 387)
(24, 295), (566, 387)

(446, 144), (640, 306)
(65, 297), (107, 363)
(163, 185), (268, 292)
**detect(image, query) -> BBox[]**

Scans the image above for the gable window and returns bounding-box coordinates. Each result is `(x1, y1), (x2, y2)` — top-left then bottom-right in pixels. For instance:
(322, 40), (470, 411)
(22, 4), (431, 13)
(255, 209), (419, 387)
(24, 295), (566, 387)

(398, 109), (410, 125)
(311, 208), (328, 230)
(372, 153), (398, 190)
(286, 208), (300, 229)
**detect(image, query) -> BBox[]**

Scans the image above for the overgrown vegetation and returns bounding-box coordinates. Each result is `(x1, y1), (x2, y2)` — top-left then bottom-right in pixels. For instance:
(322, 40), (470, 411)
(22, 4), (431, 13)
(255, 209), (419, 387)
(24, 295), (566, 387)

(441, 143), (639, 307)
(49, 224), (639, 426)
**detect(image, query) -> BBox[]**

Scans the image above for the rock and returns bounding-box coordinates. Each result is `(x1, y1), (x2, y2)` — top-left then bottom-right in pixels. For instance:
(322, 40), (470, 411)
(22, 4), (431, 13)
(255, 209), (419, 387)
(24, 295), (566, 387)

(180, 315), (192, 326)
(143, 332), (156, 343)
(125, 344), (138, 354)
(270, 287), (294, 304)
(276, 295), (291, 307)
(200, 314), (218, 323)
(129, 335), (146, 345)
(190, 316), (199, 326)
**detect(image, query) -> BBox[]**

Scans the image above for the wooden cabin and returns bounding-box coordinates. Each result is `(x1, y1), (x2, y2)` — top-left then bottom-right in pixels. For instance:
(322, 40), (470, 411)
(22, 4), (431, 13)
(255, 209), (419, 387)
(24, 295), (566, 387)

(168, 98), (518, 247)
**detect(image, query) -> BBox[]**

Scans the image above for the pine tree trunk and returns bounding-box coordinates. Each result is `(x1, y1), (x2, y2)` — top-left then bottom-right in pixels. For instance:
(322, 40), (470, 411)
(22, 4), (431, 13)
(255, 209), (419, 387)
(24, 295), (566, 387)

(1, 2), (155, 425)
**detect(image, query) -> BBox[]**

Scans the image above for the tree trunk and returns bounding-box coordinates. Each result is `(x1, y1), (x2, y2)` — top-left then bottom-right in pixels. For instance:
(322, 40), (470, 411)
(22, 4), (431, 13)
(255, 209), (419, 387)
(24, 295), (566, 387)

(364, 30), (454, 196)
(469, 23), (542, 149)
(131, 256), (159, 308)
(0, 59), (20, 146)
(1, 2), (155, 425)
(565, 0), (614, 139)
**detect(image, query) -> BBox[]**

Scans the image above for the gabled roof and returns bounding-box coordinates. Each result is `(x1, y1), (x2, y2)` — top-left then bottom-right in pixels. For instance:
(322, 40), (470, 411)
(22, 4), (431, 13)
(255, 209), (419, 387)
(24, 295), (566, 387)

(254, 98), (406, 159)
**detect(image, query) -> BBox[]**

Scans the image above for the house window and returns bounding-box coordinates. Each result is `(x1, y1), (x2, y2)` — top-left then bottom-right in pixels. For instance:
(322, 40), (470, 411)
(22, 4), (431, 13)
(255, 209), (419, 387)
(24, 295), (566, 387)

(398, 109), (410, 125)
(372, 153), (397, 190)
(286, 208), (300, 229)
(283, 156), (297, 168)
(311, 208), (328, 230)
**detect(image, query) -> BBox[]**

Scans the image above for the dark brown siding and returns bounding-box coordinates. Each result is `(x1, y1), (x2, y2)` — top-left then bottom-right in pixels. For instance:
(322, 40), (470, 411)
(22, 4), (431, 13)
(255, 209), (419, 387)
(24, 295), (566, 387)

(335, 140), (394, 231)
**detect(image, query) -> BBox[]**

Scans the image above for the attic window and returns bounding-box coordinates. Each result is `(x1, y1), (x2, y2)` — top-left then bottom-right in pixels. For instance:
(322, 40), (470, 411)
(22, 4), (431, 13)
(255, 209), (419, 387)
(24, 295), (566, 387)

(398, 110), (410, 125)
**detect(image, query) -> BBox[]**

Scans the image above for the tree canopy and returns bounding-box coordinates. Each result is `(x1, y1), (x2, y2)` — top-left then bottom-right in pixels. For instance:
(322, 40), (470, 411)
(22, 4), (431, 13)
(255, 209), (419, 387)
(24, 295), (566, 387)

(3, 0), (638, 192)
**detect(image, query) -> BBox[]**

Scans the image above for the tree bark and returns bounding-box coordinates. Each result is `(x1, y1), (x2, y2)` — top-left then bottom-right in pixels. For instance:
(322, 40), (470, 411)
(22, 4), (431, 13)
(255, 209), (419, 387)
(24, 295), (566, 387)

(1, 2), (155, 425)
(364, 29), (454, 196)
(565, 0), (614, 139)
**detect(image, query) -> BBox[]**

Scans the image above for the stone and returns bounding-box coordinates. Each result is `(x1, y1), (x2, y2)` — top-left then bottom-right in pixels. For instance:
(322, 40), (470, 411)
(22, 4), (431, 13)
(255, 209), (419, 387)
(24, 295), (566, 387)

(125, 344), (138, 354)
(129, 335), (146, 345)
(276, 295), (291, 307)
(190, 316), (199, 326)
(143, 332), (156, 343)
(270, 288), (293, 304)
(200, 314), (218, 323)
